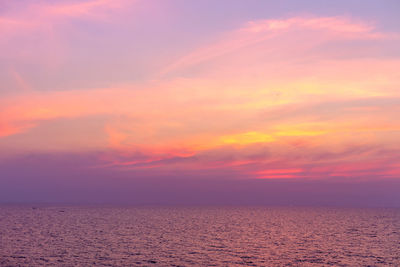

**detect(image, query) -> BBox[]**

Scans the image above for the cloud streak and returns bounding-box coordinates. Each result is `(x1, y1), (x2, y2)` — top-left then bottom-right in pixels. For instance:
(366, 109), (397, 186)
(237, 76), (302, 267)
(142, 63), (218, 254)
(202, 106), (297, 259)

(160, 16), (392, 76)
(0, 13), (399, 182)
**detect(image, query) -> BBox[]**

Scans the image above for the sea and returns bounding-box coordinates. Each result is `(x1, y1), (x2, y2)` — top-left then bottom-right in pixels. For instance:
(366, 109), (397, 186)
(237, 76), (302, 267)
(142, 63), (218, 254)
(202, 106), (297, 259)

(0, 205), (399, 266)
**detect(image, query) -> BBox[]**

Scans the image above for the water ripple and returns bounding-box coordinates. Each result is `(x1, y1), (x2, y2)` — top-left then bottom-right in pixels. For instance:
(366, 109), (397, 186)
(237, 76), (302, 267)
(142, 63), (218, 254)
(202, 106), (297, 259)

(0, 206), (399, 266)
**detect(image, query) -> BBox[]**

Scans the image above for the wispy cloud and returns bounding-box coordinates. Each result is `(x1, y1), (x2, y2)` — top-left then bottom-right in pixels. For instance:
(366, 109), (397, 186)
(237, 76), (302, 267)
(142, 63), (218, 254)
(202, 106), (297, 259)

(0, 13), (399, 180)
(160, 16), (392, 76)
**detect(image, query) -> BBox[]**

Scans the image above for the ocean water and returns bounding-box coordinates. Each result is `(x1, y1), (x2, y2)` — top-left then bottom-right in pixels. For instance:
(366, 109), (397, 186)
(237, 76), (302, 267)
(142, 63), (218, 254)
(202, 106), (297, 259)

(0, 206), (399, 266)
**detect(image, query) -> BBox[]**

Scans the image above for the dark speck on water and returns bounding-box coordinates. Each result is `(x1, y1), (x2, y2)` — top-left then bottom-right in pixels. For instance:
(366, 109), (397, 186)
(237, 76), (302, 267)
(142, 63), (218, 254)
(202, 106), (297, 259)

(0, 206), (399, 266)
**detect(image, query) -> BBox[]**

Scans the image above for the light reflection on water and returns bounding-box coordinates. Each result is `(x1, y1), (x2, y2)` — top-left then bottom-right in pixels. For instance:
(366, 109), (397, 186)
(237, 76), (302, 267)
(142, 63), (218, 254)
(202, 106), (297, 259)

(0, 206), (399, 266)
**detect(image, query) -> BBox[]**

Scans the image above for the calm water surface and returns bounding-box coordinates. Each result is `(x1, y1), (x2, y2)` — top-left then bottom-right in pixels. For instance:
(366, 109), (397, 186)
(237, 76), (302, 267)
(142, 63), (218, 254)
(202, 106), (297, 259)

(0, 206), (399, 266)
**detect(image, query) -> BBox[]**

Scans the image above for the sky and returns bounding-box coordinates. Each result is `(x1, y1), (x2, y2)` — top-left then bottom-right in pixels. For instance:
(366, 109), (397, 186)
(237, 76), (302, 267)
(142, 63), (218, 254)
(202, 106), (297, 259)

(1, 0), (400, 206)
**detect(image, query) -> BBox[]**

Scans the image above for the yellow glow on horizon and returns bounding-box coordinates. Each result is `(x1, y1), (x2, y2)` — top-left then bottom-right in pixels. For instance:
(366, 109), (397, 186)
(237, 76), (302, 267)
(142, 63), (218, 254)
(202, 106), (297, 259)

(221, 131), (275, 145)
(276, 129), (327, 137)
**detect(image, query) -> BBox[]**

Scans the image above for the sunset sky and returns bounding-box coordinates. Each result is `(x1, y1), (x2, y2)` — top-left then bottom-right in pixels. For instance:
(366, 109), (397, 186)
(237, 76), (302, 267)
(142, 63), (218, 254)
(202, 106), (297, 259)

(1, 0), (399, 205)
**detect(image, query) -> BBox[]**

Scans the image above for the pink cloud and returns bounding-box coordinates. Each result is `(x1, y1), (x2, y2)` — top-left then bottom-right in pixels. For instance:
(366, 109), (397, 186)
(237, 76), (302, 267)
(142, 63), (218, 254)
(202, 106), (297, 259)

(0, 0), (133, 69)
(246, 17), (375, 34)
(0, 13), (399, 182)
(160, 16), (390, 76)
(41, 0), (128, 18)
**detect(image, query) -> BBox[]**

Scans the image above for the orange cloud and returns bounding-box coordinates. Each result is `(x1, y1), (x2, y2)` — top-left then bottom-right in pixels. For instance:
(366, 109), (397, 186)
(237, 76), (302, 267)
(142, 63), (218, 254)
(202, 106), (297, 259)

(0, 122), (35, 138)
(0, 14), (399, 181)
